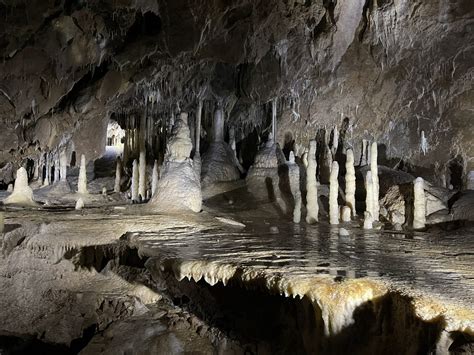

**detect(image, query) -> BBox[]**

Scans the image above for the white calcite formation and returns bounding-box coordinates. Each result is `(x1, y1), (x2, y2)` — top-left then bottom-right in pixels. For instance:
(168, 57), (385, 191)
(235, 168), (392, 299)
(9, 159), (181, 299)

(138, 150), (146, 200)
(75, 197), (84, 210)
(148, 112), (202, 212)
(413, 177), (426, 230)
(363, 211), (373, 230)
(345, 148), (356, 218)
(131, 159), (139, 201)
(287, 152), (301, 223)
(151, 160), (159, 197)
(43, 156), (50, 187)
(246, 133), (287, 203)
(53, 158), (60, 182)
(4, 167), (37, 206)
(77, 154), (88, 194)
(114, 157), (122, 193)
(305, 140), (319, 224)
(59, 150), (68, 182)
(360, 139), (368, 166)
(201, 106), (241, 186)
(341, 206), (351, 222)
(329, 161), (339, 225)
(364, 171), (374, 229)
(370, 142), (380, 221)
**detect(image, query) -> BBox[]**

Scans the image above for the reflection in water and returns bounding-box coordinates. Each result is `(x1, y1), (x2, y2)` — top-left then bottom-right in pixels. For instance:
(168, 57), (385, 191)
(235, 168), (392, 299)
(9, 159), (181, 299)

(132, 220), (474, 308)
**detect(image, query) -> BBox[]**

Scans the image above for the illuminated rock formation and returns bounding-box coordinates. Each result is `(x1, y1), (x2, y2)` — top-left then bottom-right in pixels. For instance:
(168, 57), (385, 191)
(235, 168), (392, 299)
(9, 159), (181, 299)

(305, 140), (319, 224)
(329, 161), (339, 225)
(3, 167), (37, 206)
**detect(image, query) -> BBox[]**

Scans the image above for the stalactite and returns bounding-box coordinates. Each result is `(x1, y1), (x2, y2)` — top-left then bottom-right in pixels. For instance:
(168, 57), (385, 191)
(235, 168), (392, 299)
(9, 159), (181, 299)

(306, 140), (319, 224)
(329, 161), (339, 225)
(196, 99), (203, 153)
(345, 149), (356, 218)
(360, 139), (368, 166)
(271, 97), (277, 141)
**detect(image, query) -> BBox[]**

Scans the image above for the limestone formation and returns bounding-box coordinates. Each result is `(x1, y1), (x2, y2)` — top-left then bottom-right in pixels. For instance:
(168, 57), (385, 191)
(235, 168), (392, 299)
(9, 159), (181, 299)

(3, 167), (37, 206)
(341, 206), (351, 223)
(370, 142), (380, 221)
(114, 158), (122, 193)
(131, 159), (139, 201)
(365, 171), (374, 230)
(151, 160), (159, 197)
(345, 148), (356, 218)
(329, 161), (339, 225)
(201, 106), (241, 186)
(75, 198), (84, 210)
(59, 150), (68, 182)
(148, 112), (202, 213)
(138, 150), (146, 200)
(77, 155), (88, 194)
(413, 177), (426, 230)
(305, 140), (319, 224)
(288, 152), (301, 223)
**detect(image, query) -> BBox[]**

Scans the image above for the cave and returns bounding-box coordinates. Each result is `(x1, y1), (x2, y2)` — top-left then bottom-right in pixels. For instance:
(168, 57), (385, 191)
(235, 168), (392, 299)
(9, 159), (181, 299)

(0, 1), (473, 354)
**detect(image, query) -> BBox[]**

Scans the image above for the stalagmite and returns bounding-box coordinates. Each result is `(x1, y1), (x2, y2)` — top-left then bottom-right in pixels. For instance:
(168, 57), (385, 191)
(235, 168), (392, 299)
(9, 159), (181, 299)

(370, 142), (380, 221)
(288, 152), (301, 223)
(138, 150), (146, 200)
(195, 99), (203, 153)
(43, 155), (50, 186)
(114, 157), (122, 193)
(329, 161), (339, 225)
(59, 150), (68, 182)
(201, 105), (240, 185)
(53, 158), (60, 183)
(271, 98), (277, 141)
(3, 167), (36, 206)
(151, 160), (159, 196)
(149, 112), (202, 212)
(0, 211), (3, 233)
(363, 211), (373, 230)
(77, 154), (88, 194)
(345, 148), (356, 218)
(131, 159), (139, 201)
(365, 171), (374, 229)
(306, 140), (319, 223)
(341, 206), (351, 222)
(75, 198), (84, 210)
(413, 177), (426, 230)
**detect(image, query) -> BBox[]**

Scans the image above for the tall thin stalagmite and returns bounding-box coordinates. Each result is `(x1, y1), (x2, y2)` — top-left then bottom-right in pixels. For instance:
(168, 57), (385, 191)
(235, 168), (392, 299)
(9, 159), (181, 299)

(131, 159), (139, 201)
(151, 160), (159, 197)
(329, 161), (339, 225)
(78, 154), (88, 194)
(370, 142), (379, 221)
(413, 177), (426, 230)
(114, 157), (122, 193)
(306, 140), (319, 223)
(345, 148), (356, 218)
(364, 171), (374, 229)
(288, 152), (301, 223)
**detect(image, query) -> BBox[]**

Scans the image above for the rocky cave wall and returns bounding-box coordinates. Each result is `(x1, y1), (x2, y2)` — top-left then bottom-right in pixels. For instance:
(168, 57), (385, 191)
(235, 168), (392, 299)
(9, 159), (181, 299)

(0, 0), (472, 185)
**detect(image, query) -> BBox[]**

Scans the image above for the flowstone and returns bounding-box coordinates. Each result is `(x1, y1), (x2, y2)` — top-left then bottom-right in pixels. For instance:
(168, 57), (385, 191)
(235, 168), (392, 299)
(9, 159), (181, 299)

(3, 167), (37, 206)
(148, 113), (202, 213)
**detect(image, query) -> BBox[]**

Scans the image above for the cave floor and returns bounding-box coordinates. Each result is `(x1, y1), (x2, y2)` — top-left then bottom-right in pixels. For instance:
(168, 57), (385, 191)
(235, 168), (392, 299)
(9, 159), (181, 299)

(1, 185), (474, 352)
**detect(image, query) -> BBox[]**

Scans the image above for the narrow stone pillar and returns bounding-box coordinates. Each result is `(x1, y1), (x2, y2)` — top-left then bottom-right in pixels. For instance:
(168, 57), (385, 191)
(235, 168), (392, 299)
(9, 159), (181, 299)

(131, 159), (139, 201)
(288, 152), (301, 223)
(370, 142), (379, 221)
(329, 161), (340, 225)
(151, 160), (159, 197)
(306, 140), (319, 224)
(77, 154), (88, 194)
(345, 148), (356, 218)
(59, 150), (68, 182)
(364, 171), (374, 229)
(138, 150), (146, 199)
(413, 177), (426, 230)
(114, 157), (122, 193)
